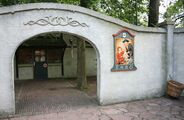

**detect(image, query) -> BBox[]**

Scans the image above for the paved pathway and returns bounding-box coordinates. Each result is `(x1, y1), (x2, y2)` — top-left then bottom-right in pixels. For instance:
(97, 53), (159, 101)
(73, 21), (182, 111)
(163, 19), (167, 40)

(1, 80), (184, 120)
(2, 97), (184, 120)
(14, 79), (97, 115)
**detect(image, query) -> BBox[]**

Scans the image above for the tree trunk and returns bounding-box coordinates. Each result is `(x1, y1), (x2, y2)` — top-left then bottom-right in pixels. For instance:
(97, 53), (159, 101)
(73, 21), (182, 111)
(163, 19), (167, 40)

(80, 0), (90, 8)
(77, 40), (82, 88)
(80, 0), (98, 9)
(77, 0), (89, 90)
(148, 0), (160, 27)
(77, 40), (87, 90)
(80, 40), (87, 89)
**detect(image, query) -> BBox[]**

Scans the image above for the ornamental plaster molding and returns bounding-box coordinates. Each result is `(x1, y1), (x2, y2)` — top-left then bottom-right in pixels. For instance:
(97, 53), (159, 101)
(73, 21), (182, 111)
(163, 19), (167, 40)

(24, 16), (89, 27)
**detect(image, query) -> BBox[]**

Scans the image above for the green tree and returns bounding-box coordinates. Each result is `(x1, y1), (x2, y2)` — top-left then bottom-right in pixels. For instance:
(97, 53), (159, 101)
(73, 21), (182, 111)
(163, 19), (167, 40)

(0, 0), (17, 6)
(164, 0), (184, 27)
(99, 0), (149, 25)
(56, 0), (79, 5)
(0, 0), (149, 26)
(1, 0), (160, 27)
(0, 0), (79, 6)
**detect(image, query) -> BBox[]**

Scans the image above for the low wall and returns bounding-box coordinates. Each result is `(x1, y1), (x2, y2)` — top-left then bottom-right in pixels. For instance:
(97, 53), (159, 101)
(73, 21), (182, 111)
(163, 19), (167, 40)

(174, 28), (184, 96)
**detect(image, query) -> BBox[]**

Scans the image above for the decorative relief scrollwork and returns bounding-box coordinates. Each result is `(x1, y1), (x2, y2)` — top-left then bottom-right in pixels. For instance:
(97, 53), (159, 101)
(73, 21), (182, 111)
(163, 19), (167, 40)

(24, 16), (89, 27)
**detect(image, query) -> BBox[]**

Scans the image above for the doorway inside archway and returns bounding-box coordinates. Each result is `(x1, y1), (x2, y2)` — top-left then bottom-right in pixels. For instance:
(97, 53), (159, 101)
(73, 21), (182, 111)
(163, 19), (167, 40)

(14, 32), (98, 115)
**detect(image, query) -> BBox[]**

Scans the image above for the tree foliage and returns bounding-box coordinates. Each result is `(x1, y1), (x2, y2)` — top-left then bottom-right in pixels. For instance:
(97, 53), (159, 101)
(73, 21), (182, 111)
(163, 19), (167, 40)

(0, 0), (80, 6)
(0, 0), (157, 27)
(164, 0), (184, 27)
(165, 0), (184, 19)
(99, 0), (149, 25)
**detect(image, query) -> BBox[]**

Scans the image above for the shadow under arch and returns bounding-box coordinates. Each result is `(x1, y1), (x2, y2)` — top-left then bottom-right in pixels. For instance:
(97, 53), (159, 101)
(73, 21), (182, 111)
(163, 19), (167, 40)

(12, 31), (101, 113)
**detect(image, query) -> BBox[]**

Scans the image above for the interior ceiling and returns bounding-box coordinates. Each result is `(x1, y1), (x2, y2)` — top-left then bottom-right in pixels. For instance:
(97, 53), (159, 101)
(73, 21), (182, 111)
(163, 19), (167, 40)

(21, 33), (92, 47)
(22, 33), (66, 47)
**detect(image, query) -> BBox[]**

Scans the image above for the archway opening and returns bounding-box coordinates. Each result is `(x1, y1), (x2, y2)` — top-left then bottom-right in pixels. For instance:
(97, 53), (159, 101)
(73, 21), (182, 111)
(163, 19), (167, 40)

(14, 32), (98, 115)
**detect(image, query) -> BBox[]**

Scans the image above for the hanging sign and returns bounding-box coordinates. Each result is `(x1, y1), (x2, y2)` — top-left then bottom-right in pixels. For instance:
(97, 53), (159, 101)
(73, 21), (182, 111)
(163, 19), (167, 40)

(111, 29), (137, 71)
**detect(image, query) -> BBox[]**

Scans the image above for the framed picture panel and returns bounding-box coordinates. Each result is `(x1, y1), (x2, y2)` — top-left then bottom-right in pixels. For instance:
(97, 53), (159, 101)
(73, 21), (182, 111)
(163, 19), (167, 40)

(111, 29), (137, 71)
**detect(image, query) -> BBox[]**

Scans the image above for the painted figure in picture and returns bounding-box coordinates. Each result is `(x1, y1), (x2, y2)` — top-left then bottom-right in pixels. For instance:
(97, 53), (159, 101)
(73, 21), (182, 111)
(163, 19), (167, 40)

(116, 47), (125, 64)
(123, 39), (133, 64)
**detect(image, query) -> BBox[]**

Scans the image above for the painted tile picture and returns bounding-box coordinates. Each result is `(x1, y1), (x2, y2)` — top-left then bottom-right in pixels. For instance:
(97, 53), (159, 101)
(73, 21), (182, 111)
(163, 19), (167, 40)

(111, 29), (137, 71)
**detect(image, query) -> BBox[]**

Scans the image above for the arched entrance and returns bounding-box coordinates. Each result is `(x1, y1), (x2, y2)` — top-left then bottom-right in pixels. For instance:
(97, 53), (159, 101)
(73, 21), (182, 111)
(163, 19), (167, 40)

(14, 32), (99, 115)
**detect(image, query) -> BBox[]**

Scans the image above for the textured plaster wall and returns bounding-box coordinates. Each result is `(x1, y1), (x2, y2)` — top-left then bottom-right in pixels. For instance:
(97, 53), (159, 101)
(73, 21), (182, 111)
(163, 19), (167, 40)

(101, 32), (167, 104)
(18, 65), (33, 80)
(63, 48), (97, 78)
(48, 63), (62, 78)
(0, 3), (167, 115)
(174, 28), (184, 96)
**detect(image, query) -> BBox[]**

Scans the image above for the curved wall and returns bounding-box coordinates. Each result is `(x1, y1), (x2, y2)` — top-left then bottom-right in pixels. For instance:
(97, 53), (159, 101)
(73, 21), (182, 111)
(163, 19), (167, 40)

(0, 3), (167, 115)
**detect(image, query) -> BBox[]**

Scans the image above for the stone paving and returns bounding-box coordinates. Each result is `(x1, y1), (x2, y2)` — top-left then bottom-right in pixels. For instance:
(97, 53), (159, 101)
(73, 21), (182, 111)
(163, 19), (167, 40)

(1, 80), (184, 120)
(14, 79), (97, 115)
